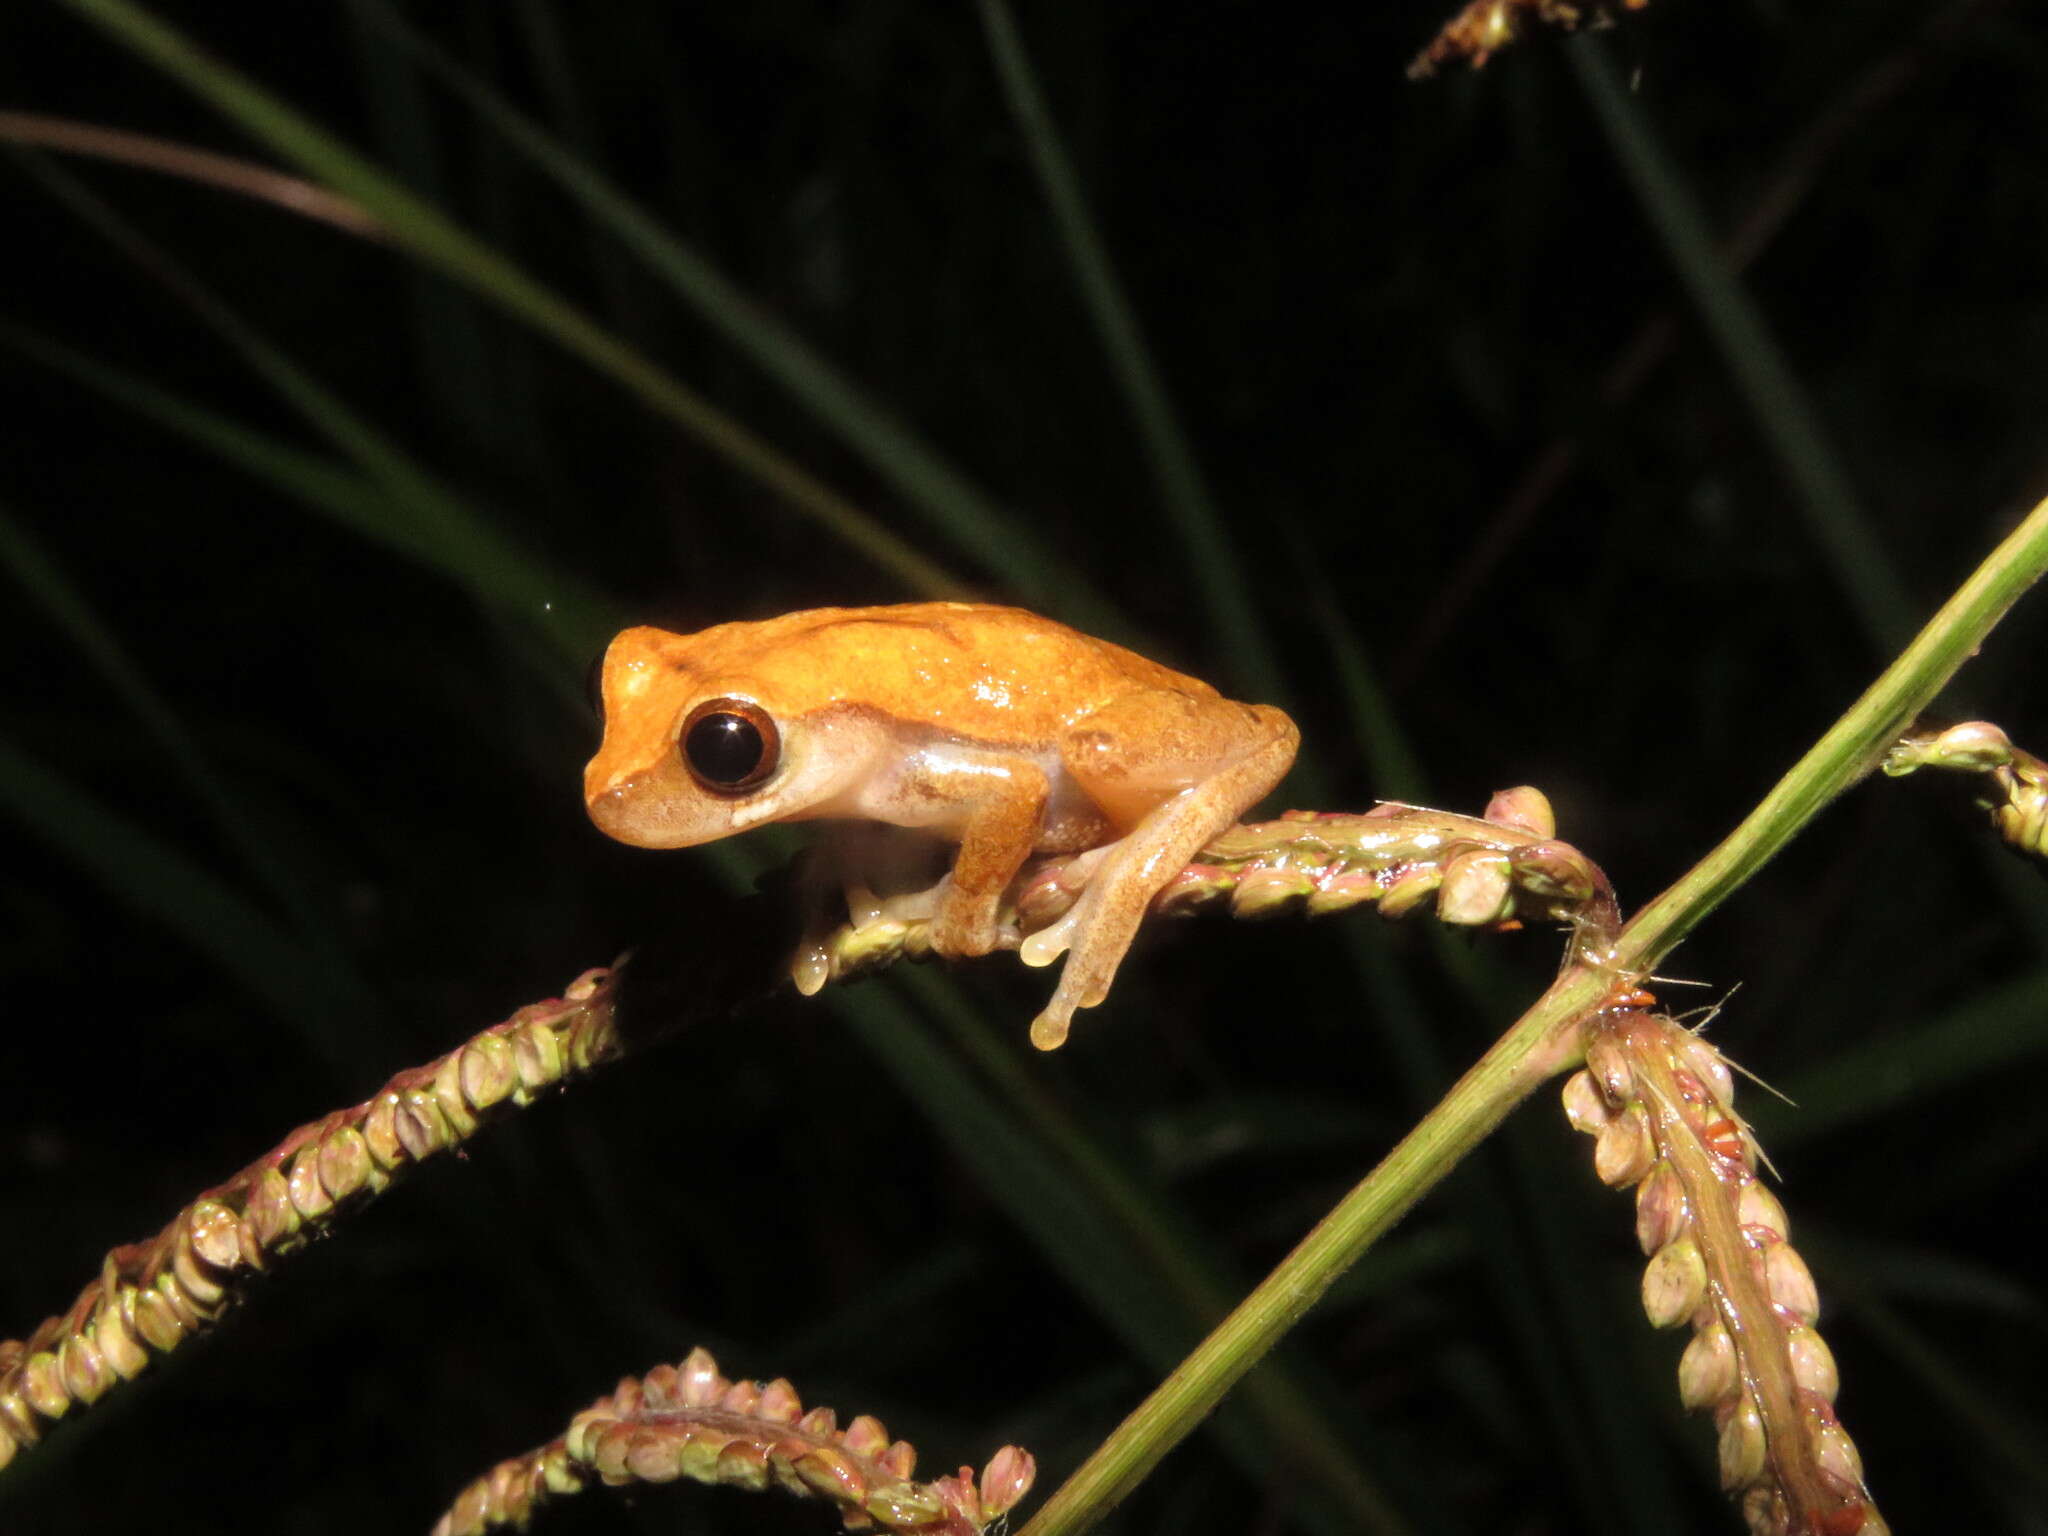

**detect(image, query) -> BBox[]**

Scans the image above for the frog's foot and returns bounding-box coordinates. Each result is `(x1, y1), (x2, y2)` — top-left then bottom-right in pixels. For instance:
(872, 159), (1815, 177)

(788, 849), (848, 996)
(1019, 880), (1130, 1051)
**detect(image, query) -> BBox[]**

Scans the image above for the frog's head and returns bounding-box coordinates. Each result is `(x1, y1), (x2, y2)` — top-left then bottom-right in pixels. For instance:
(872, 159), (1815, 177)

(583, 625), (876, 848)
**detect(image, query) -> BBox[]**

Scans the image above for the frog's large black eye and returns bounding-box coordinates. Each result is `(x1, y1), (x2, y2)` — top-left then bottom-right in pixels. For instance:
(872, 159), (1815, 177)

(680, 697), (781, 793)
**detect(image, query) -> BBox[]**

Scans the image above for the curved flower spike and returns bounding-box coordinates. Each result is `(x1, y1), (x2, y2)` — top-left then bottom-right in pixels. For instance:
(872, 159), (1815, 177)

(0, 969), (620, 1475)
(434, 1346), (1034, 1536)
(819, 791), (1622, 1033)
(1563, 1008), (1886, 1536)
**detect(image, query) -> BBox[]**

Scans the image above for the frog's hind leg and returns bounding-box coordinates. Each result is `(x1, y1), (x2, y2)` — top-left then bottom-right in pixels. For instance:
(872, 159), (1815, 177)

(1025, 698), (1297, 1049)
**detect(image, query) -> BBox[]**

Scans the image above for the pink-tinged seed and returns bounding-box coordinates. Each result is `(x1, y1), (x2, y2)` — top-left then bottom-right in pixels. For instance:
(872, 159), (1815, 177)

(679, 1348), (723, 1406)
(316, 1127), (373, 1201)
(1717, 1401), (1767, 1490)
(394, 1094), (447, 1160)
(91, 1303), (149, 1379)
(678, 1432), (731, 1484)
(758, 1378), (802, 1423)
(1561, 1070), (1616, 1135)
(588, 1422), (633, 1480)
(1676, 1034), (1736, 1110)
(1736, 1181), (1790, 1244)
(797, 1406), (839, 1438)
(430, 1053), (480, 1135)
(563, 1414), (600, 1463)
(1641, 1237), (1708, 1329)
(1594, 1104), (1655, 1188)
(1483, 785), (1556, 838)
(57, 1335), (107, 1405)
(242, 1168), (296, 1249)
(879, 1439), (917, 1480)
(792, 1445), (866, 1502)
(361, 1093), (403, 1168)
(713, 1437), (773, 1490)
(1677, 1324), (1737, 1410)
(1813, 1420), (1866, 1485)
(1231, 866), (1315, 917)
(1787, 1327), (1841, 1402)
(639, 1363), (680, 1408)
(624, 1426), (685, 1483)
(842, 1415), (890, 1458)
(1437, 850), (1513, 926)
(1583, 1034), (1633, 1104)
(1633, 1162), (1688, 1254)
(1376, 868), (1442, 919)
(512, 1022), (563, 1090)
(459, 1034), (516, 1110)
(19, 1354), (68, 1419)
(718, 1379), (761, 1415)
(189, 1200), (245, 1273)
(1765, 1244), (1822, 1324)
(865, 1486), (946, 1524)
(129, 1288), (186, 1352)
(286, 1148), (334, 1220)
(980, 1445), (1038, 1515)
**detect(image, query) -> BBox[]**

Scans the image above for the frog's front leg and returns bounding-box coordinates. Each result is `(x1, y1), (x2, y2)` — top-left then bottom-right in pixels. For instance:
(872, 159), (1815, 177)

(789, 824), (941, 996)
(1024, 695), (1298, 1050)
(909, 755), (1051, 958)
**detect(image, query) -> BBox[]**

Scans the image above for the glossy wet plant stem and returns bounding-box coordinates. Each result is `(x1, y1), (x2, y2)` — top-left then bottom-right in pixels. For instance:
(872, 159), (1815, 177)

(1016, 492), (2048, 1536)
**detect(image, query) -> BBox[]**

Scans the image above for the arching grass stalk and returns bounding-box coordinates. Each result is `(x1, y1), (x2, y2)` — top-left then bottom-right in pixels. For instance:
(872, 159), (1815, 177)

(1018, 492), (2048, 1536)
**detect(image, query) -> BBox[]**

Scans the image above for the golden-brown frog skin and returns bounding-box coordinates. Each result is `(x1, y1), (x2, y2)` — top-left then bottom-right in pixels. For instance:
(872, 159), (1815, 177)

(584, 602), (1298, 1048)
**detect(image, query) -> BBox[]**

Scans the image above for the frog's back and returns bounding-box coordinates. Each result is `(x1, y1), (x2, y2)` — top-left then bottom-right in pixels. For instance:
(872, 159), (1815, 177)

(698, 602), (1216, 738)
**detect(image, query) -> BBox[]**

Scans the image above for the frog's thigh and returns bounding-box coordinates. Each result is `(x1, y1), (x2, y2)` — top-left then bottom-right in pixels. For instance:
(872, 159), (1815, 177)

(1060, 693), (1293, 830)
(1030, 696), (1298, 1047)
(927, 757), (1050, 958)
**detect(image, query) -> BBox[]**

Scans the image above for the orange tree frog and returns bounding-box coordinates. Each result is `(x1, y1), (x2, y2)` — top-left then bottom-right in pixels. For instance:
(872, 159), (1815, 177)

(584, 602), (1298, 1049)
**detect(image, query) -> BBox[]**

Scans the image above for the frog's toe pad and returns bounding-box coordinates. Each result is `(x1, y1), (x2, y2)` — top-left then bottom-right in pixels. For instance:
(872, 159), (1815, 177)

(1019, 907), (1081, 968)
(790, 940), (832, 997)
(1028, 1009), (1072, 1051)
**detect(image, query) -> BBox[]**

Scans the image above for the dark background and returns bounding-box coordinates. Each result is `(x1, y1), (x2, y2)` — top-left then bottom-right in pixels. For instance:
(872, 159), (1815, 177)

(3, 2), (2046, 1533)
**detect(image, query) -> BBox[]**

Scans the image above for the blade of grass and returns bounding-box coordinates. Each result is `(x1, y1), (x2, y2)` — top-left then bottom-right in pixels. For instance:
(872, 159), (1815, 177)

(47, 0), (968, 601)
(970, 0), (1285, 699)
(0, 109), (382, 236)
(350, 0), (1111, 629)
(1567, 36), (1914, 654)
